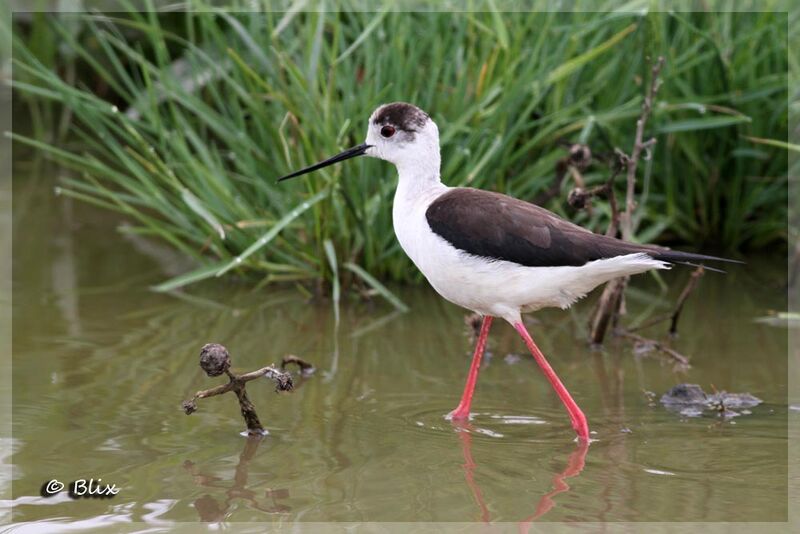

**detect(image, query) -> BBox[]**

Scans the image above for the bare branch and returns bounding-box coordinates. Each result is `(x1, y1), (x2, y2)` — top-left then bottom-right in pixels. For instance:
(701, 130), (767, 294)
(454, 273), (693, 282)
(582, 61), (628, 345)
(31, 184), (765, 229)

(281, 354), (316, 376)
(621, 56), (665, 241)
(181, 344), (303, 435)
(589, 56), (665, 345)
(238, 365), (294, 391)
(535, 143), (593, 206)
(614, 329), (690, 368)
(625, 266), (705, 335)
(589, 278), (626, 345)
(669, 266), (705, 335)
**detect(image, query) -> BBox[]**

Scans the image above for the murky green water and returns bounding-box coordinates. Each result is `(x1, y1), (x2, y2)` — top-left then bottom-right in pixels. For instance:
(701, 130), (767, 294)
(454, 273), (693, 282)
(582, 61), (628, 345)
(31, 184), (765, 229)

(10, 166), (789, 526)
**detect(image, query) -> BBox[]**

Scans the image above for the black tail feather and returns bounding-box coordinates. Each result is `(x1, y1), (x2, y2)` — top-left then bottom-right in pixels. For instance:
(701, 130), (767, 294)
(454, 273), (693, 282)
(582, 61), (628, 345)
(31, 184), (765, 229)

(650, 249), (743, 273)
(672, 261), (728, 274)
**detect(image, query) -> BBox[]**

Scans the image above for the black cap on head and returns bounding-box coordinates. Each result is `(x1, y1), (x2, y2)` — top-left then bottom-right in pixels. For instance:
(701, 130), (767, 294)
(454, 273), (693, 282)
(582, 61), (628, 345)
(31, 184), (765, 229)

(372, 102), (429, 132)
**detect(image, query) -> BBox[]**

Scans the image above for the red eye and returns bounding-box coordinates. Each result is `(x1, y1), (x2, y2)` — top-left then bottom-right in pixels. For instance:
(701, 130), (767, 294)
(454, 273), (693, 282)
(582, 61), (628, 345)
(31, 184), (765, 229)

(380, 125), (396, 138)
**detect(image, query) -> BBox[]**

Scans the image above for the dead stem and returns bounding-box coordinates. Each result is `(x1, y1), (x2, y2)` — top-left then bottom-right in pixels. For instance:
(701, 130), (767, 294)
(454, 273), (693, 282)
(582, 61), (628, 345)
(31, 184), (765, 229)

(589, 56), (665, 345)
(627, 266), (705, 335)
(535, 143), (592, 206)
(181, 344), (297, 435)
(566, 163), (624, 232)
(613, 329), (690, 368)
(622, 56), (665, 241)
(280, 354), (316, 376)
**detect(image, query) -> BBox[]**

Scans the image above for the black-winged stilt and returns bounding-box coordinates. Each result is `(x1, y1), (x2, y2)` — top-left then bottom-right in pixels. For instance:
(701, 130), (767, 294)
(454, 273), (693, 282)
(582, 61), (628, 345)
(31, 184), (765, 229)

(279, 102), (737, 441)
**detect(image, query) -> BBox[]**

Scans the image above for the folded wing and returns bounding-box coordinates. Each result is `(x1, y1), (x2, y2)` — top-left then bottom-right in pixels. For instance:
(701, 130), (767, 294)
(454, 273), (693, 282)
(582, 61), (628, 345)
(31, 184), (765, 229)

(425, 188), (738, 268)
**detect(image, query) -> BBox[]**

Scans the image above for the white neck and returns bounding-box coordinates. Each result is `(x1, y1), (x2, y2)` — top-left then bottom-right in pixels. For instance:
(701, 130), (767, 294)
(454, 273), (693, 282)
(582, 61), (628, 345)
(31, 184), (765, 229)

(394, 152), (445, 208)
(397, 149), (440, 181)
(391, 157), (447, 271)
(393, 124), (443, 194)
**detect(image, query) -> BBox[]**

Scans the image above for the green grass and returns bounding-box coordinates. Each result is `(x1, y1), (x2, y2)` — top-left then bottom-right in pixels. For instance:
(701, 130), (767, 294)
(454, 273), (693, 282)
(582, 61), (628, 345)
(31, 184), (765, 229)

(10, 4), (791, 306)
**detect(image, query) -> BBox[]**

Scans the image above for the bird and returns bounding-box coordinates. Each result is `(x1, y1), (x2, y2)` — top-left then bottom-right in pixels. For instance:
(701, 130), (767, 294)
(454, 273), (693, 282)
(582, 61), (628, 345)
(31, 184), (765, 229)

(278, 102), (738, 441)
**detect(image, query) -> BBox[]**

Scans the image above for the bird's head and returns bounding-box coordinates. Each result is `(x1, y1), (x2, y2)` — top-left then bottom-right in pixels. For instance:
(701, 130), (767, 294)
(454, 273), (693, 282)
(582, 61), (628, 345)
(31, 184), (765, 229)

(364, 102), (439, 168)
(278, 102), (440, 182)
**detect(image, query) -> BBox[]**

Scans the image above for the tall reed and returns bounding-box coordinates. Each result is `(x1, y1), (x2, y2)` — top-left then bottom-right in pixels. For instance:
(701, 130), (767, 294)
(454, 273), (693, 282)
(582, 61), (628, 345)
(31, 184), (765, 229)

(11, 6), (790, 306)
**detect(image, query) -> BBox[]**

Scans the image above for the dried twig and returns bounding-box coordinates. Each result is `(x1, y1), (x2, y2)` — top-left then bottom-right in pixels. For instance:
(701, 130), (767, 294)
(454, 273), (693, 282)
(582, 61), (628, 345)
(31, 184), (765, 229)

(605, 150), (629, 238)
(628, 266), (706, 335)
(589, 56), (665, 345)
(182, 344), (296, 435)
(566, 183), (607, 210)
(588, 277), (626, 346)
(566, 161), (625, 233)
(281, 354), (316, 376)
(614, 329), (690, 368)
(622, 56), (665, 241)
(535, 143), (592, 206)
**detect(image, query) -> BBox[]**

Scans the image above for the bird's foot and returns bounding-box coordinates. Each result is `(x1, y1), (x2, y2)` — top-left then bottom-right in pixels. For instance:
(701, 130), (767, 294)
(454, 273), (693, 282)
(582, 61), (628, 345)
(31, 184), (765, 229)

(445, 406), (472, 421)
(571, 415), (590, 442)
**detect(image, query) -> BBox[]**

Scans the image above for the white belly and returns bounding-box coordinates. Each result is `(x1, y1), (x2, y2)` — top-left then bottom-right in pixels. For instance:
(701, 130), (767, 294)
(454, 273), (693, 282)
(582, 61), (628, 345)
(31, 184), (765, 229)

(392, 182), (667, 324)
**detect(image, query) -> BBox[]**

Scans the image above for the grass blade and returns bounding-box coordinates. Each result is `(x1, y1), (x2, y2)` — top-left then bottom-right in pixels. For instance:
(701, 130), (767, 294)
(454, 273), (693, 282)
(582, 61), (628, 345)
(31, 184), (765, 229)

(657, 115), (751, 133)
(334, 10), (388, 65)
(742, 135), (800, 153)
(181, 188), (226, 240)
(152, 261), (231, 292)
(324, 239), (340, 326)
(546, 23), (637, 85)
(344, 262), (408, 313)
(215, 188), (329, 277)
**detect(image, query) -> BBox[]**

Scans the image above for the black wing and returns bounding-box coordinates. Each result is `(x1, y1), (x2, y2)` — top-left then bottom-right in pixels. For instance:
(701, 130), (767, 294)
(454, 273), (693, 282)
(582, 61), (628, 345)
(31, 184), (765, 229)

(425, 188), (738, 268)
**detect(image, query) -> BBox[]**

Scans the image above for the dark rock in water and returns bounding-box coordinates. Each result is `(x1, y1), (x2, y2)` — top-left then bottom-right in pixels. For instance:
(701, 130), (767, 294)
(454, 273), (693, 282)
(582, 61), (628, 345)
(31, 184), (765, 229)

(660, 383), (762, 418)
(660, 384), (707, 406)
(706, 391), (762, 409)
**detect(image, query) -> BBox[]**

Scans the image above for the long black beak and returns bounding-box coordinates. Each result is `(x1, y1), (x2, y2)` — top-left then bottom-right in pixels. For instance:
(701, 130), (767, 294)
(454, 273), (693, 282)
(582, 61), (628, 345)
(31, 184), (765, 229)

(278, 143), (372, 182)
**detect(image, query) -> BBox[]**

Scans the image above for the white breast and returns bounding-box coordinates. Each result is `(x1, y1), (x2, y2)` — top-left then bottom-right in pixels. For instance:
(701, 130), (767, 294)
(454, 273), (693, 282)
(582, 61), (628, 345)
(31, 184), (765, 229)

(391, 179), (446, 268)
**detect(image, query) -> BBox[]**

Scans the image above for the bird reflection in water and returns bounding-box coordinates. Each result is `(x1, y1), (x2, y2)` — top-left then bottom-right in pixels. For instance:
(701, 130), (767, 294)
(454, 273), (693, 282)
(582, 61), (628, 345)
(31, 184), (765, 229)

(456, 427), (491, 522)
(453, 422), (589, 524)
(519, 440), (589, 527)
(183, 435), (291, 522)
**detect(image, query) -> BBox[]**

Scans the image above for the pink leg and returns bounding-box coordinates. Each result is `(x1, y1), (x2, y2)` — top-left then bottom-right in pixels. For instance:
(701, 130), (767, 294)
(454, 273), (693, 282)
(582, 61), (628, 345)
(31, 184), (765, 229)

(447, 316), (493, 421)
(513, 322), (590, 441)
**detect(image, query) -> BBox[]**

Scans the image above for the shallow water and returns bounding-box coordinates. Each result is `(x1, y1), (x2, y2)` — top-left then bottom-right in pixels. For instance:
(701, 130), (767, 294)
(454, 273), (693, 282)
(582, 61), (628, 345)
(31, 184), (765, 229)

(9, 168), (789, 526)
